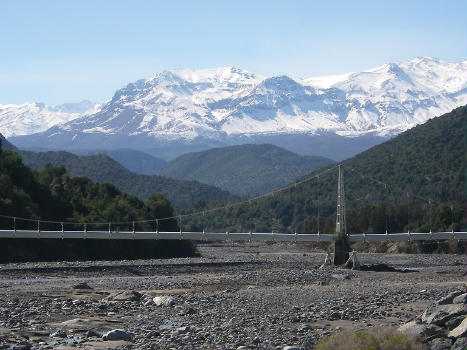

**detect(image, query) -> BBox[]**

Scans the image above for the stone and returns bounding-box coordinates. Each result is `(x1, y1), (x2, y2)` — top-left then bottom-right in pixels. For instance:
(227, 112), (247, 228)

(437, 291), (464, 305)
(86, 329), (101, 338)
(223, 317), (240, 328)
(446, 316), (465, 330)
(73, 282), (93, 290)
(14, 341), (32, 350)
(329, 311), (342, 320)
(448, 318), (467, 338)
(61, 318), (91, 325)
(453, 293), (467, 304)
(102, 329), (133, 342)
(283, 346), (300, 350)
(172, 326), (191, 336)
(236, 347), (249, 350)
(422, 304), (467, 326)
(112, 290), (142, 302)
(153, 296), (177, 306)
(398, 320), (444, 339)
(50, 330), (67, 338)
(451, 337), (466, 350)
(427, 337), (452, 350)
(331, 274), (350, 280)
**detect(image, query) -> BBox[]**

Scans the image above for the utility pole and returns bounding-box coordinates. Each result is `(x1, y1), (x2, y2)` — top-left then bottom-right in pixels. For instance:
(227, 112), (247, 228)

(334, 164), (350, 265)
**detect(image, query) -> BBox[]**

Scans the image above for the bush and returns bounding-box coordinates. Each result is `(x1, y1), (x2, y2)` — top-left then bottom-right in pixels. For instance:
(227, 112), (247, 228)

(315, 328), (426, 350)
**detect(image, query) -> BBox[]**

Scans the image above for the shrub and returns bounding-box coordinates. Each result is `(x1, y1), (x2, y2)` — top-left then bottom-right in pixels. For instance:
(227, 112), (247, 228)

(315, 328), (426, 350)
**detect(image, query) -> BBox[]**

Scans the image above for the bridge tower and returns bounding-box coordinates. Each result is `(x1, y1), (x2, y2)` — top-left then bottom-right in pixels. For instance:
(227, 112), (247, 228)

(334, 164), (350, 265)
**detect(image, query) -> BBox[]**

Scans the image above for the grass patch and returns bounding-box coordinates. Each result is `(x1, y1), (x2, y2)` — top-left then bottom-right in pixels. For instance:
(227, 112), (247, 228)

(315, 328), (426, 350)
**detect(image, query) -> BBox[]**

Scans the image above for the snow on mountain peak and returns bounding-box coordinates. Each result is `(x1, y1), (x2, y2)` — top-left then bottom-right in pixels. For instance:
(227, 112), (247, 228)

(0, 101), (100, 137)
(4, 57), (466, 147)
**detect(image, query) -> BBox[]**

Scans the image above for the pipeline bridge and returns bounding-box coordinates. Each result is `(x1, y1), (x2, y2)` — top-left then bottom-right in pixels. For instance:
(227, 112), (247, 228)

(1, 165), (466, 244)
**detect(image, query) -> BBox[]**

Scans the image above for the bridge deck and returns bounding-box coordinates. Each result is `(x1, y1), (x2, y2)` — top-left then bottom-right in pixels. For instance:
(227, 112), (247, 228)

(0, 230), (466, 241)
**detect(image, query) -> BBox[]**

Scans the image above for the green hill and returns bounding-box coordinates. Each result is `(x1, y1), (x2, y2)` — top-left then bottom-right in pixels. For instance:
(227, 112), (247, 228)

(182, 106), (467, 236)
(72, 148), (166, 175)
(0, 149), (195, 262)
(156, 144), (334, 197)
(19, 150), (236, 210)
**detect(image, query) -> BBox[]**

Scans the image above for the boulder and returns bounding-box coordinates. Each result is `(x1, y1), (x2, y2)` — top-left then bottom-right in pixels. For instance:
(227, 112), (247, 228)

(451, 337), (466, 350)
(437, 291), (464, 305)
(446, 316), (465, 330)
(453, 293), (467, 304)
(448, 318), (467, 339)
(153, 296), (177, 306)
(73, 282), (93, 290)
(398, 320), (444, 339)
(426, 337), (452, 350)
(102, 329), (133, 342)
(422, 304), (467, 326)
(112, 290), (141, 302)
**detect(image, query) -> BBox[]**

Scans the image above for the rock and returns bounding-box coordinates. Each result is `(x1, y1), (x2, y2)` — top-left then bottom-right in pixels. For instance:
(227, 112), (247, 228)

(153, 296), (177, 306)
(61, 318), (91, 325)
(437, 291), (464, 305)
(283, 346), (300, 350)
(252, 336), (262, 344)
(451, 337), (466, 350)
(398, 320), (444, 338)
(141, 294), (154, 306)
(102, 329), (133, 342)
(422, 304), (467, 326)
(73, 282), (93, 290)
(331, 274), (350, 280)
(236, 346), (249, 350)
(72, 299), (83, 305)
(223, 317), (240, 328)
(446, 316), (465, 330)
(448, 318), (467, 338)
(112, 290), (142, 302)
(172, 326), (191, 336)
(50, 330), (67, 338)
(86, 329), (101, 338)
(427, 337), (452, 350)
(453, 293), (467, 304)
(13, 341), (32, 350)
(329, 311), (342, 320)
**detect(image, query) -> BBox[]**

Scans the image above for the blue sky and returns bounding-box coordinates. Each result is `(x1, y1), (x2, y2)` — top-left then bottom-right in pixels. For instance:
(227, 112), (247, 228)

(1, 0), (466, 105)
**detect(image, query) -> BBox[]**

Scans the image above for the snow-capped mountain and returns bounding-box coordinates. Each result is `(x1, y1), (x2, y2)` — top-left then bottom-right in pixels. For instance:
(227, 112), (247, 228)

(0, 100), (100, 137)
(9, 57), (467, 159)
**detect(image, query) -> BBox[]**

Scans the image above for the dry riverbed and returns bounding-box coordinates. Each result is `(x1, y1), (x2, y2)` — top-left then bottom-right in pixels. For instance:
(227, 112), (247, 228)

(0, 242), (465, 350)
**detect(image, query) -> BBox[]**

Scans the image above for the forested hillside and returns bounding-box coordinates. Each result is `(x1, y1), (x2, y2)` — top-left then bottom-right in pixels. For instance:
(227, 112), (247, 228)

(19, 151), (237, 210)
(0, 148), (194, 261)
(72, 148), (166, 175)
(157, 144), (334, 196)
(181, 106), (467, 239)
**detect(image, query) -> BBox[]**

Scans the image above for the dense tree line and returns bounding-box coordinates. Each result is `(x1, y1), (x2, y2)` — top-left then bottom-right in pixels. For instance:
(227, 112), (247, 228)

(0, 149), (195, 262)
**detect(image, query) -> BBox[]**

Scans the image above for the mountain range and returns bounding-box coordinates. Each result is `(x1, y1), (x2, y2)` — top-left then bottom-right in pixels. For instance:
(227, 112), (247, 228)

(0, 100), (99, 138)
(8, 57), (466, 161)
